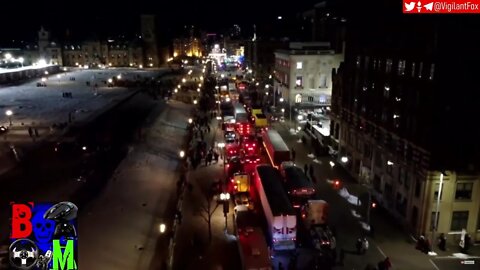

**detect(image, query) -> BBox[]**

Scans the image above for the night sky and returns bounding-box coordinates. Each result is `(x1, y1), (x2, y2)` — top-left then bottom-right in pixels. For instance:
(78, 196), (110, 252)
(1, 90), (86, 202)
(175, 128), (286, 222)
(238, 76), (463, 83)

(1, 0), (320, 45)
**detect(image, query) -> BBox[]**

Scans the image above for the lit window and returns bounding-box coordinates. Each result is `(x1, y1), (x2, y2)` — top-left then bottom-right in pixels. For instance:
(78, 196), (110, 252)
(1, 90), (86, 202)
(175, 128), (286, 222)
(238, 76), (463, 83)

(296, 62), (303, 69)
(386, 59), (393, 73)
(429, 63), (435, 80)
(398, 60), (406, 75)
(296, 76), (303, 86)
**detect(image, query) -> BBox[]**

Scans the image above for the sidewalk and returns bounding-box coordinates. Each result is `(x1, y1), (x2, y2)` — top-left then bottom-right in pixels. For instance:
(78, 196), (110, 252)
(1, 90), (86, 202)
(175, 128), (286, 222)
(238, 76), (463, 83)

(172, 114), (241, 270)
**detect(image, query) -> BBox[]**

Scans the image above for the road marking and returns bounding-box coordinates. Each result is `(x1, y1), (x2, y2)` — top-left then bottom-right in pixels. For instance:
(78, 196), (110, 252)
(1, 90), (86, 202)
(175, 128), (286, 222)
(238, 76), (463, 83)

(376, 245), (386, 257)
(429, 259), (441, 270)
(435, 255), (480, 259)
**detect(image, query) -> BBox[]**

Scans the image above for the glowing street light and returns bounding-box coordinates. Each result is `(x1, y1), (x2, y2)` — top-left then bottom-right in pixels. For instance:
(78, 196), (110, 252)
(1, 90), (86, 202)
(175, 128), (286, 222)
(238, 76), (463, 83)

(5, 110), (13, 126)
(108, 78), (113, 83)
(341, 156), (349, 163)
(193, 99), (198, 105)
(281, 108), (285, 113)
(159, 223), (166, 234)
(220, 192), (230, 201)
(279, 98), (284, 103)
(265, 84), (270, 89)
(197, 88), (201, 92)
(198, 83), (202, 87)
(387, 160), (394, 166)
(174, 89), (178, 93)
(182, 78), (186, 83)
(329, 161), (335, 168)
(179, 150), (185, 158)
(188, 118), (193, 124)
(215, 86), (219, 90)
(41, 77), (47, 82)
(117, 74), (122, 79)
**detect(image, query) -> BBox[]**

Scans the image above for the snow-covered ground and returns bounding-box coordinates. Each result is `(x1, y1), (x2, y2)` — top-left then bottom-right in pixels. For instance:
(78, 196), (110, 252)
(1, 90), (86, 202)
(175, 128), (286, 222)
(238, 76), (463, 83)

(0, 68), (166, 127)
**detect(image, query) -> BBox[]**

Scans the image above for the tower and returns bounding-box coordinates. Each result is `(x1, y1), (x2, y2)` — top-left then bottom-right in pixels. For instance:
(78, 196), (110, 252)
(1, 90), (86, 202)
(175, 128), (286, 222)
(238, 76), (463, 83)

(38, 27), (50, 58)
(141, 15), (159, 67)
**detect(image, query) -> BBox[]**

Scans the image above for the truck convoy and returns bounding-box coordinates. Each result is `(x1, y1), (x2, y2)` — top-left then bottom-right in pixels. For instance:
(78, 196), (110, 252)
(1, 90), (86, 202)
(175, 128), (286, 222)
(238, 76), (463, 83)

(280, 162), (316, 208)
(262, 129), (290, 169)
(254, 165), (296, 250)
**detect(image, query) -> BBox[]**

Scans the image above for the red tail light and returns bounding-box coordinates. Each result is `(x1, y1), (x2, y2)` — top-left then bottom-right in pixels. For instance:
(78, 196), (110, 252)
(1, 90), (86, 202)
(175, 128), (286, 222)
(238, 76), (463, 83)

(231, 179), (234, 183)
(234, 185), (238, 190)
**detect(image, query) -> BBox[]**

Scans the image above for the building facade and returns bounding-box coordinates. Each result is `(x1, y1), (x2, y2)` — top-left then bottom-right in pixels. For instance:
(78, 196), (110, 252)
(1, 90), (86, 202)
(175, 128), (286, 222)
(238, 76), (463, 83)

(274, 42), (343, 108)
(330, 4), (480, 243)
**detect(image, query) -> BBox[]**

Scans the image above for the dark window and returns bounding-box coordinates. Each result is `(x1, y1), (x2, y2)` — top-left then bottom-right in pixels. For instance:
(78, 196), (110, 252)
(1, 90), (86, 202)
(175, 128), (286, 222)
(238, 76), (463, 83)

(414, 178), (421, 198)
(430, 212), (439, 231)
(455, 183), (473, 200)
(451, 211), (469, 231)
(434, 183), (443, 200)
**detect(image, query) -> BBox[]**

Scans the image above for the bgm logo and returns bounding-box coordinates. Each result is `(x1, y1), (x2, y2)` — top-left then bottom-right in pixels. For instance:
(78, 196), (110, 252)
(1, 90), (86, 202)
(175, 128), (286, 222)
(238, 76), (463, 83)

(10, 202), (78, 270)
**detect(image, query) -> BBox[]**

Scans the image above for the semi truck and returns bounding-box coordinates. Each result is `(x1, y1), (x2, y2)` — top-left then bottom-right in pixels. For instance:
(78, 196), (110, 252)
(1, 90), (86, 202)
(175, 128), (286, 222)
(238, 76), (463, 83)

(261, 129), (290, 169)
(254, 165), (296, 250)
(280, 162), (316, 208)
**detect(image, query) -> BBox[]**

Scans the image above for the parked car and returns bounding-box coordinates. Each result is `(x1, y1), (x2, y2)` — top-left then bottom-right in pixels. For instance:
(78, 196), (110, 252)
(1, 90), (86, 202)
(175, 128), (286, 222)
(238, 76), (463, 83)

(0, 126), (8, 134)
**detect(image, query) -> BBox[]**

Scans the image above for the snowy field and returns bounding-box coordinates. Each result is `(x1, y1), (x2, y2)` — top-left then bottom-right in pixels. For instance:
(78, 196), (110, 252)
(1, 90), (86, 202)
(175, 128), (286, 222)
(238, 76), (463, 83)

(0, 68), (166, 127)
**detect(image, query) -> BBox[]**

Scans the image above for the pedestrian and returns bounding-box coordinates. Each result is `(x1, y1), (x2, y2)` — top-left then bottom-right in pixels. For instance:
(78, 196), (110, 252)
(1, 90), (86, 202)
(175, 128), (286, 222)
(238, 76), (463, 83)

(291, 148), (296, 161)
(175, 210), (183, 224)
(383, 257), (392, 270)
(437, 233), (446, 251)
(28, 127), (33, 138)
(34, 128), (39, 137)
(309, 164), (315, 181)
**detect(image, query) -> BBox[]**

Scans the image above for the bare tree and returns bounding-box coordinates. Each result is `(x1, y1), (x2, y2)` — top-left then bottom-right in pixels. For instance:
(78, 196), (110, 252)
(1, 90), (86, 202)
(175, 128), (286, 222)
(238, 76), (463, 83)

(199, 185), (220, 242)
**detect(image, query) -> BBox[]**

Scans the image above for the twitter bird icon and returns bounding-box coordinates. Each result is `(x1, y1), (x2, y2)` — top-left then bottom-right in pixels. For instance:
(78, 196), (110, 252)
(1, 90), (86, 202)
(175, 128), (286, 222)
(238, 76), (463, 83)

(405, 1), (416, 11)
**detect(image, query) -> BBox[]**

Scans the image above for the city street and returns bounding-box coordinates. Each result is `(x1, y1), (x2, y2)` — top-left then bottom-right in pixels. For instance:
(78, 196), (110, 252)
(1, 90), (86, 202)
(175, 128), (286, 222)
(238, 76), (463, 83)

(273, 120), (480, 270)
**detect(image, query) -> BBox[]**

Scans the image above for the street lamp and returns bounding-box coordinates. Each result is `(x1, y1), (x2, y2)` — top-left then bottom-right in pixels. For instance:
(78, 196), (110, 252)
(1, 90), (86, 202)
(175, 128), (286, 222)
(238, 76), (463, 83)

(329, 161), (335, 168)
(188, 118), (193, 124)
(432, 171), (447, 255)
(174, 89), (178, 93)
(279, 98), (284, 103)
(182, 78), (186, 83)
(108, 78), (113, 83)
(179, 150), (185, 158)
(117, 74), (122, 80)
(341, 156), (349, 163)
(220, 192), (230, 231)
(5, 110), (13, 126)
(193, 99), (198, 105)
